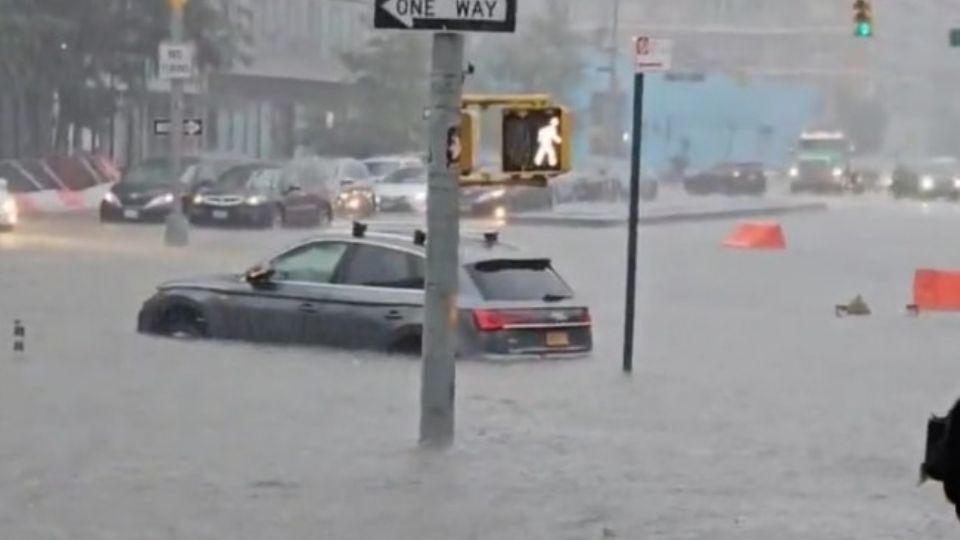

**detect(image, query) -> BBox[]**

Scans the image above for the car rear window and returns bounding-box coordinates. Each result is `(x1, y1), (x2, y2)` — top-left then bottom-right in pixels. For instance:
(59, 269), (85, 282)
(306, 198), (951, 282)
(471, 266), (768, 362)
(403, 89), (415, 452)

(468, 259), (573, 301)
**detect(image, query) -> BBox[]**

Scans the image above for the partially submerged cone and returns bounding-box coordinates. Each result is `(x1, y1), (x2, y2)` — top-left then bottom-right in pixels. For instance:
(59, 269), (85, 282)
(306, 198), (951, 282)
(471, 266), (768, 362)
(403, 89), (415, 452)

(836, 295), (871, 317)
(908, 269), (960, 314)
(723, 221), (785, 250)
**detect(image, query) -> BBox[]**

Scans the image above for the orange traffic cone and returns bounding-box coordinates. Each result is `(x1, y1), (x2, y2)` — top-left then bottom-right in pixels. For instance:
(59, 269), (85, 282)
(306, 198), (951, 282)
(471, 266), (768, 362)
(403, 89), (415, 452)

(723, 221), (785, 250)
(908, 269), (960, 314)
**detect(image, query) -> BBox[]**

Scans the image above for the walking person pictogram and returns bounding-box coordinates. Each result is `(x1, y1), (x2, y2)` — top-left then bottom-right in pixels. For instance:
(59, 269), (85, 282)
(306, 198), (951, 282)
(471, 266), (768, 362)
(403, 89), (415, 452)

(534, 117), (562, 167)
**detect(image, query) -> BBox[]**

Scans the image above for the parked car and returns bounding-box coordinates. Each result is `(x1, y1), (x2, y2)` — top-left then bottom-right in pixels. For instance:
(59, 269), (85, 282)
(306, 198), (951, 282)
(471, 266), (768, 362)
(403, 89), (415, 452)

(137, 227), (592, 360)
(0, 178), (18, 231)
(683, 162), (767, 196)
(100, 155), (245, 223)
(376, 166), (427, 213)
(890, 157), (960, 200)
(363, 154), (423, 183)
(461, 185), (553, 218)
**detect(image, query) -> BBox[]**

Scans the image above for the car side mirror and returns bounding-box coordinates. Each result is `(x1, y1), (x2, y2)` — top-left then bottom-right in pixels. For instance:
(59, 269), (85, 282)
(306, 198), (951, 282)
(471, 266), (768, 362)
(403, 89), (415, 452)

(244, 265), (275, 286)
(283, 184), (302, 195)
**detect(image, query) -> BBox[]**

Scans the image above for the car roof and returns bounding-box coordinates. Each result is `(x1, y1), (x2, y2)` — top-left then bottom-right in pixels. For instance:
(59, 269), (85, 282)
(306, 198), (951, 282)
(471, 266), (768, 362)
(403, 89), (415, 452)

(284, 229), (542, 265)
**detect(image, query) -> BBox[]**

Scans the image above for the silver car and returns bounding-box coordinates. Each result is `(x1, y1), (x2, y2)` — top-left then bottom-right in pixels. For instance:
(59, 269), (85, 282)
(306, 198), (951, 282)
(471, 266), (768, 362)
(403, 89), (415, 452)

(137, 227), (593, 360)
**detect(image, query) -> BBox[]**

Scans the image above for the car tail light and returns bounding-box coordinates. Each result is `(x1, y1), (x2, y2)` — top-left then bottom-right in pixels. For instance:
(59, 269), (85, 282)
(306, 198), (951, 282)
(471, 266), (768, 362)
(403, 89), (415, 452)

(473, 309), (510, 332)
(472, 308), (592, 332)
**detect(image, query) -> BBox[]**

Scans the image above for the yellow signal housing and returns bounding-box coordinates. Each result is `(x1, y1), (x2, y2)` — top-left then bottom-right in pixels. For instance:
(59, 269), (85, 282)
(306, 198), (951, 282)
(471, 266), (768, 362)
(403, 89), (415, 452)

(500, 106), (572, 176)
(458, 110), (478, 175)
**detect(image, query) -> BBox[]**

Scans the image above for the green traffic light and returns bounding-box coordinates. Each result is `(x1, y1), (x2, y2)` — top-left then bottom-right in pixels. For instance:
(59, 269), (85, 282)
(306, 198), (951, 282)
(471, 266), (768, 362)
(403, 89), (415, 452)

(855, 21), (873, 37)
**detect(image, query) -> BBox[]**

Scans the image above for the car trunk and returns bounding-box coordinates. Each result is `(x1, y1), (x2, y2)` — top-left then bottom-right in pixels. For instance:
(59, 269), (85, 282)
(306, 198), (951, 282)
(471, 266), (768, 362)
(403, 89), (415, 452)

(465, 258), (592, 357)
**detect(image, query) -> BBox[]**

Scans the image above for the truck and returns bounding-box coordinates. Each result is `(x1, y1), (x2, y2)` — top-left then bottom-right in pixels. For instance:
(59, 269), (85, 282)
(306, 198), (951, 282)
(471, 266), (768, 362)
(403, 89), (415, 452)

(787, 131), (863, 194)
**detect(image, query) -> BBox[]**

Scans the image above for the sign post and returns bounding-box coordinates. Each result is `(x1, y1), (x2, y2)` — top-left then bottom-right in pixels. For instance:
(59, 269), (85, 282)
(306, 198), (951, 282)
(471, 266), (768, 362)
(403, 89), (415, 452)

(623, 37), (671, 373)
(162, 0), (192, 247)
(374, 0), (518, 447)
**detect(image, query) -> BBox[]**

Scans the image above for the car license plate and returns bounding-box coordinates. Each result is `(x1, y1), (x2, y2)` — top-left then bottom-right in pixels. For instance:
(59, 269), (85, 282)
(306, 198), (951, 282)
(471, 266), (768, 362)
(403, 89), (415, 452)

(212, 210), (229, 220)
(546, 331), (570, 348)
(123, 209), (139, 220)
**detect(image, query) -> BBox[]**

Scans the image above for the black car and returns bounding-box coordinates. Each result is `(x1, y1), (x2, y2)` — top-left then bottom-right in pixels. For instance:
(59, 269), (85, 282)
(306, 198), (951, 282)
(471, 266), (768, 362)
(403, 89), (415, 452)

(891, 158), (960, 200)
(100, 156), (245, 223)
(100, 158), (197, 222)
(461, 185), (553, 218)
(137, 227), (593, 360)
(683, 162), (767, 196)
(190, 162), (326, 228)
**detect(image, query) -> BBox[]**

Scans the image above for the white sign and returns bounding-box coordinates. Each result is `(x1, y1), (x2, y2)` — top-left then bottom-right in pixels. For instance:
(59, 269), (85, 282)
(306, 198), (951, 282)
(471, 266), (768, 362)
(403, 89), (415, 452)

(158, 41), (196, 80)
(634, 37), (672, 73)
(378, 0), (510, 30)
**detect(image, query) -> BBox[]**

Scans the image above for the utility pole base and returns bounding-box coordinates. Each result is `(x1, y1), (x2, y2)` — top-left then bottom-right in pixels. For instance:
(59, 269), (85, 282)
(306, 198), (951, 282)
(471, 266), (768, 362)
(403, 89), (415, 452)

(164, 213), (190, 247)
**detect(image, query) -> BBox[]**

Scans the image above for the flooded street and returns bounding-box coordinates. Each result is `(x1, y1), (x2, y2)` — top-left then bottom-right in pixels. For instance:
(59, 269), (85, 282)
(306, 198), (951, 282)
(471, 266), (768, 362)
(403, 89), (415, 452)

(1, 201), (958, 539)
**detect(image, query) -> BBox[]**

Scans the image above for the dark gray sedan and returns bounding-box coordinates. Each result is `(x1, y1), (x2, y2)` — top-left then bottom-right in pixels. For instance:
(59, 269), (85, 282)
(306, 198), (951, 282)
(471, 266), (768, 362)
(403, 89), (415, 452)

(137, 228), (592, 360)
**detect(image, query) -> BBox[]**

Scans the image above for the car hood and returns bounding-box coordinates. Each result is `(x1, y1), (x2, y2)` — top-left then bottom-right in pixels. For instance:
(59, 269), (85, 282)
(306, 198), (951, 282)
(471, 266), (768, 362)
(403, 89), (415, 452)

(112, 182), (175, 199)
(376, 183), (426, 198)
(197, 187), (259, 198)
(158, 273), (245, 292)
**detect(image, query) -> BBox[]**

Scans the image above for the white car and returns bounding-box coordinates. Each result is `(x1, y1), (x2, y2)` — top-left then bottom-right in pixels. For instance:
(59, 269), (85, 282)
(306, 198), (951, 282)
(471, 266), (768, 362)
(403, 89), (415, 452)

(375, 166), (427, 213)
(363, 155), (424, 183)
(0, 178), (18, 230)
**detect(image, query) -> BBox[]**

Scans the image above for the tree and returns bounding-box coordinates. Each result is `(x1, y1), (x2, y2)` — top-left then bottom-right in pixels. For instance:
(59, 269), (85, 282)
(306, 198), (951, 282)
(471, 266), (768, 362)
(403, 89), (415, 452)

(0, 0), (242, 158)
(469, 0), (585, 103)
(304, 33), (430, 157)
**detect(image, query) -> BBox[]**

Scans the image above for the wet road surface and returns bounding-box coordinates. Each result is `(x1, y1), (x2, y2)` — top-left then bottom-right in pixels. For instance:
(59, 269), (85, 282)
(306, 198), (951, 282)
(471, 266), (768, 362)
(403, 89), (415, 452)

(1, 199), (959, 539)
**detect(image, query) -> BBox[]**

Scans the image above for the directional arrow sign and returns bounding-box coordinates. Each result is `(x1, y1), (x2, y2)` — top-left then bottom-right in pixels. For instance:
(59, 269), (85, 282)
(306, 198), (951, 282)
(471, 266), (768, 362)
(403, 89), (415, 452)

(374, 0), (517, 32)
(154, 118), (203, 136)
(184, 118), (203, 136)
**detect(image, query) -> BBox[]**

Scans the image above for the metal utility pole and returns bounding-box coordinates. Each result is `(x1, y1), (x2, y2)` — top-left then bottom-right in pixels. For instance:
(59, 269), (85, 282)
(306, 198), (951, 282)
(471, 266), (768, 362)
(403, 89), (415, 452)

(164, 0), (189, 247)
(420, 32), (464, 447)
(622, 71), (644, 374)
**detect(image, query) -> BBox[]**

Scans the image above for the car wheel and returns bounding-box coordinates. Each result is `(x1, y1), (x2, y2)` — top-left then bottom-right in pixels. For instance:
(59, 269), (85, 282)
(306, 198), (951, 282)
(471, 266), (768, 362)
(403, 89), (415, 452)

(389, 334), (422, 357)
(162, 307), (206, 339)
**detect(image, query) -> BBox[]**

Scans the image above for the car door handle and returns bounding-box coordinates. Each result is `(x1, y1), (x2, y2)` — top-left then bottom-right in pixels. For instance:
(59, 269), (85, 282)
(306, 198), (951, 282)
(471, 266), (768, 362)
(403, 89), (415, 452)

(299, 303), (319, 314)
(384, 310), (403, 321)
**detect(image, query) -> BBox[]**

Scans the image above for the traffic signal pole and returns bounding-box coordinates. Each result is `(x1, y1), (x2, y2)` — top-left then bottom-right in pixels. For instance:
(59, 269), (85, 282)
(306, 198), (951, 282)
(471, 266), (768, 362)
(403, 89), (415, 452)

(420, 32), (464, 447)
(164, 0), (189, 247)
(622, 71), (645, 373)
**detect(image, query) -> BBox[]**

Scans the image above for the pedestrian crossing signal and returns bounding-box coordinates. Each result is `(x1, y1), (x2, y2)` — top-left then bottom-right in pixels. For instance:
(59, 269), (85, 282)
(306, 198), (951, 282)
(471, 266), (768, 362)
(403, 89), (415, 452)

(501, 107), (571, 174)
(853, 0), (873, 38)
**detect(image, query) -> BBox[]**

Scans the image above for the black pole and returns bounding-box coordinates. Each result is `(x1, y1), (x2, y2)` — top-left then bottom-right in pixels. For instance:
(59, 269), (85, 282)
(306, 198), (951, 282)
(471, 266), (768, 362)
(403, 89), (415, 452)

(623, 72), (645, 373)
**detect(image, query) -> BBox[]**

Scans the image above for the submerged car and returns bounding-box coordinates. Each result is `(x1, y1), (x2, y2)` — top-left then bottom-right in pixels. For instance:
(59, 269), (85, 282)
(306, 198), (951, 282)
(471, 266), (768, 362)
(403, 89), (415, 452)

(0, 178), (17, 231)
(137, 227), (592, 360)
(376, 166), (427, 213)
(890, 158), (960, 200)
(684, 162), (767, 196)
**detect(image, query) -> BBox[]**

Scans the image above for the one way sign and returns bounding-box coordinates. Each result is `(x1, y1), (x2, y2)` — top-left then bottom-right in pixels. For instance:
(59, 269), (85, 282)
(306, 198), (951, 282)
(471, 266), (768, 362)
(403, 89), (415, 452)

(154, 118), (203, 136)
(375, 0), (516, 32)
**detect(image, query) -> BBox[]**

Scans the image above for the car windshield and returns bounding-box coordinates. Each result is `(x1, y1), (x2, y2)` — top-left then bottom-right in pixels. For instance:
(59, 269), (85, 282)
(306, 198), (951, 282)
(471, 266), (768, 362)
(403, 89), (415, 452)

(366, 160), (402, 177)
(467, 259), (573, 301)
(122, 160), (183, 186)
(215, 164), (277, 192)
(384, 167), (426, 184)
(917, 160), (959, 176)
